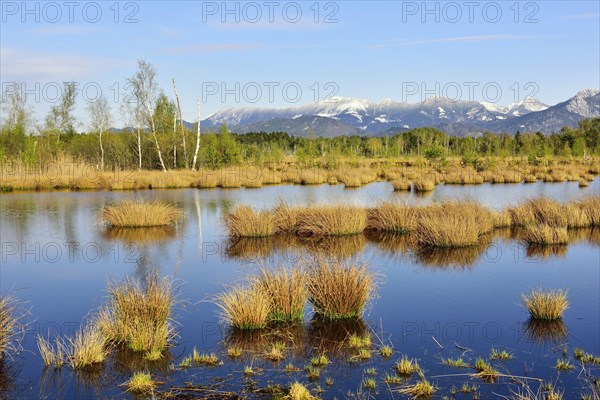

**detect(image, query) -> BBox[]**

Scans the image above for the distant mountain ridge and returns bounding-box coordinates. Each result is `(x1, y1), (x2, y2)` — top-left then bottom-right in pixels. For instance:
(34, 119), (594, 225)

(199, 89), (599, 136)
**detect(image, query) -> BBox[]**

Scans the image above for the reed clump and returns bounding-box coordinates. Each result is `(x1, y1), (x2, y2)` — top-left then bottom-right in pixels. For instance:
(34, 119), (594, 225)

(521, 224), (569, 245)
(398, 379), (436, 397)
(306, 259), (374, 320)
(286, 382), (315, 400)
(575, 197), (600, 225)
(251, 267), (308, 322)
(395, 355), (421, 376)
(413, 178), (435, 192)
(37, 336), (66, 368)
(98, 276), (175, 354)
(522, 288), (569, 320)
(273, 202), (299, 234)
(0, 294), (24, 360)
(99, 200), (182, 227)
(125, 371), (156, 393)
(68, 323), (108, 369)
(415, 202), (495, 247)
(295, 206), (366, 236)
(225, 206), (276, 237)
(392, 179), (411, 191)
(366, 202), (420, 233)
(215, 285), (271, 330)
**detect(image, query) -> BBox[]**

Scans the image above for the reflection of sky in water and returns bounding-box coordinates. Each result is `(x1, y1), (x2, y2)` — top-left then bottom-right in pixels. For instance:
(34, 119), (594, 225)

(0, 180), (598, 398)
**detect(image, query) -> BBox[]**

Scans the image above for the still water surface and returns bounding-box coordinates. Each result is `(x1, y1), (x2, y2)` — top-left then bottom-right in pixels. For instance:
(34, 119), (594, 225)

(0, 180), (599, 399)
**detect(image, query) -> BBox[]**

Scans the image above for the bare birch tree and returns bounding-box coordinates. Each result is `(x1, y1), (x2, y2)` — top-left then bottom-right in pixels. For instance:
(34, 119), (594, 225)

(87, 96), (112, 170)
(127, 60), (167, 171)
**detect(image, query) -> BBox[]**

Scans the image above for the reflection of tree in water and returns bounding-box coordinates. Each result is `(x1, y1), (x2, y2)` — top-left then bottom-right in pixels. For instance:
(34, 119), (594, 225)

(99, 224), (183, 283)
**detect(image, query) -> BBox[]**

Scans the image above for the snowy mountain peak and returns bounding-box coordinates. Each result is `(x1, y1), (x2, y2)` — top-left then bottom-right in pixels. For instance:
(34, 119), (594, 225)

(574, 88), (600, 99)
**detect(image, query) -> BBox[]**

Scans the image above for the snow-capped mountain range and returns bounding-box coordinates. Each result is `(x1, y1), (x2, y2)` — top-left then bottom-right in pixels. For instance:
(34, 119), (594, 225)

(200, 89), (600, 136)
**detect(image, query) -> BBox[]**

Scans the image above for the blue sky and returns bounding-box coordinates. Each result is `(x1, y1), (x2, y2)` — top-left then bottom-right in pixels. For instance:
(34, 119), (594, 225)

(1, 0), (599, 127)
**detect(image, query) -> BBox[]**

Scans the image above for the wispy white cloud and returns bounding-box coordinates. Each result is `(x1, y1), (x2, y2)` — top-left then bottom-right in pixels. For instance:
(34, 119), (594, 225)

(205, 19), (336, 31)
(562, 13), (600, 20)
(0, 47), (118, 80)
(162, 43), (262, 54)
(372, 34), (559, 49)
(29, 26), (93, 35)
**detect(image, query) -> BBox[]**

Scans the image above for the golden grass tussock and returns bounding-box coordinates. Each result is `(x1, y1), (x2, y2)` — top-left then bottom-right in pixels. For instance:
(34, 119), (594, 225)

(521, 224), (569, 245)
(522, 288), (569, 320)
(415, 201), (495, 247)
(306, 259), (375, 320)
(398, 379), (436, 397)
(192, 173), (219, 188)
(413, 178), (435, 192)
(251, 267), (308, 322)
(366, 202), (420, 233)
(98, 275), (175, 354)
(215, 284), (271, 330)
(579, 178), (589, 187)
(68, 323), (108, 369)
(125, 371), (157, 393)
(295, 205), (366, 236)
(99, 200), (182, 227)
(273, 202), (299, 234)
(493, 210), (513, 228)
(575, 197), (600, 225)
(395, 355), (421, 376)
(286, 382), (315, 400)
(523, 197), (567, 227)
(37, 336), (66, 368)
(224, 206), (276, 237)
(392, 179), (411, 191)
(0, 294), (24, 360)
(563, 204), (591, 228)
(219, 172), (243, 188)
